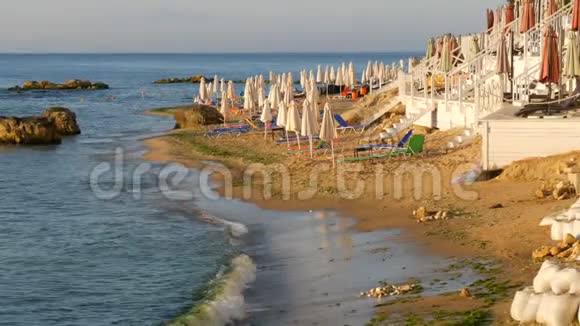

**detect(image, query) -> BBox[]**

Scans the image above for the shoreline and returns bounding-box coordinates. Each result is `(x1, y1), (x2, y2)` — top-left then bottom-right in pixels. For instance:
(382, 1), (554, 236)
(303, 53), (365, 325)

(142, 105), (580, 324)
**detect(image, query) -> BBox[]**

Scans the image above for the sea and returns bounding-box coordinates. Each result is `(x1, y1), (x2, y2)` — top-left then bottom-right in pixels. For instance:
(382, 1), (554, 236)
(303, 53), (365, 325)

(0, 53), (480, 326)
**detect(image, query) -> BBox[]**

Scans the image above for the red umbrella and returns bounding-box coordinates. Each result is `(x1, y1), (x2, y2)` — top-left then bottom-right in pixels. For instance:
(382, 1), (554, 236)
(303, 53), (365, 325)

(520, 0), (536, 33)
(547, 0), (558, 16)
(505, 3), (515, 31)
(573, 0), (580, 31)
(487, 9), (494, 33)
(539, 26), (560, 85)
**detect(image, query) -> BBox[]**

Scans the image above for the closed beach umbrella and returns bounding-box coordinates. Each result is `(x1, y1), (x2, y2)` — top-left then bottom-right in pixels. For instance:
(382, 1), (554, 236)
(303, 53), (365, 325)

(260, 102), (272, 139)
(520, 0), (535, 33)
(496, 35), (510, 75)
(220, 79), (226, 98)
(573, 0), (580, 31)
(505, 3), (514, 30)
(336, 68), (344, 86)
(539, 26), (560, 85)
(243, 78), (255, 117)
(301, 100), (316, 158)
(199, 77), (208, 102)
(426, 38), (436, 60)
(468, 35), (481, 61)
(330, 66), (336, 83)
(258, 87), (266, 108)
(207, 82), (214, 100)
(227, 81), (236, 99)
(547, 0), (558, 16)
(213, 75), (219, 93)
(348, 62), (356, 86)
(324, 66), (330, 84)
(564, 31), (580, 78)
(220, 93), (229, 126)
(487, 9), (494, 33)
(316, 65), (323, 83)
(319, 103), (337, 167)
(449, 35), (459, 65)
(277, 101), (290, 148)
(286, 102), (301, 148)
(439, 35), (453, 73)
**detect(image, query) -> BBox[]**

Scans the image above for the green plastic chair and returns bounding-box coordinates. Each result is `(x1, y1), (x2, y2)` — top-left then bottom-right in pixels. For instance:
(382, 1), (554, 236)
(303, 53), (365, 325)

(339, 135), (425, 163)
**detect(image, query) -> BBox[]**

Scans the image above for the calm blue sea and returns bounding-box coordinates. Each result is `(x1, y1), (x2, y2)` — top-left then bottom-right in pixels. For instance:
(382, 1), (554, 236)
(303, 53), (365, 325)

(0, 53), (419, 326)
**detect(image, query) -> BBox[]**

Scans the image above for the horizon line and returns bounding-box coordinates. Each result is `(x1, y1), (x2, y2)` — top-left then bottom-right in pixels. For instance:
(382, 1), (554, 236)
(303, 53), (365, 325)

(0, 50), (424, 55)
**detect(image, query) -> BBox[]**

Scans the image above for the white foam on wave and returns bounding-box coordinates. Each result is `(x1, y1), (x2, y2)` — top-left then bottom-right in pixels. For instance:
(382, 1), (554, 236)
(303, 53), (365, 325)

(168, 254), (257, 326)
(198, 211), (249, 238)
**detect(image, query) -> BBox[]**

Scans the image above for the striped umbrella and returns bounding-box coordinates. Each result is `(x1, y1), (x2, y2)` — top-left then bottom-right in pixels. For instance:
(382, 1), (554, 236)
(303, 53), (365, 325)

(573, 0), (580, 31)
(520, 0), (535, 33)
(496, 35), (510, 75)
(564, 31), (580, 78)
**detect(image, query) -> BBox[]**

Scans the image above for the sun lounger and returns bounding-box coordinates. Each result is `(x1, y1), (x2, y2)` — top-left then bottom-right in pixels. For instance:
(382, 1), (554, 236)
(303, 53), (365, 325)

(353, 129), (414, 157)
(276, 135), (320, 144)
(340, 135), (425, 163)
(334, 114), (368, 133)
(207, 125), (252, 137)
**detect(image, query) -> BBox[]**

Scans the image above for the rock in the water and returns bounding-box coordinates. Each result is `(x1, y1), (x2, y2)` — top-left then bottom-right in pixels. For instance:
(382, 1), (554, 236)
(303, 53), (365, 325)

(0, 116), (61, 145)
(154, 75), (208, 84)
(41, 107), (81, 135)
(173, 104), (223, 129)
(8, 79), (109, 91)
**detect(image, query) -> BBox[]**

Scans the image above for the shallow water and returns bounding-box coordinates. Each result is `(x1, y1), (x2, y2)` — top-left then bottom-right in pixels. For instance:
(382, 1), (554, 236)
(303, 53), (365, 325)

(0, 53), (436, 325)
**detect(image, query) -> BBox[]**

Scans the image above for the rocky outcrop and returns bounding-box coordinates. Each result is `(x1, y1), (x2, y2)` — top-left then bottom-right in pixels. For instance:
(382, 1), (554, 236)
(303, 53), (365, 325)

(41, 107), (81, 135)
(172, 104), (223, 129)
(154, 76), (208, 84)
(8, 80), (109, 91)
(0, 116), (61, 145)
(0, 107), (81, 145)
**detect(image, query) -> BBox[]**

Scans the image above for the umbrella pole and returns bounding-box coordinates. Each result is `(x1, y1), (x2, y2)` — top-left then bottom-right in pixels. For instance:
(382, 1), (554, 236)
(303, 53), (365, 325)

(296, 132), (301, 152)
(331, 141), (336, 168)
(285, 130), (290, 149)
(309, 136), (313, 158)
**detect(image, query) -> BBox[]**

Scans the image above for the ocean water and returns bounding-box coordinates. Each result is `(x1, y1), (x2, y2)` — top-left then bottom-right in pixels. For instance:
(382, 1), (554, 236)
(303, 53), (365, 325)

(0, 53), (422, 326)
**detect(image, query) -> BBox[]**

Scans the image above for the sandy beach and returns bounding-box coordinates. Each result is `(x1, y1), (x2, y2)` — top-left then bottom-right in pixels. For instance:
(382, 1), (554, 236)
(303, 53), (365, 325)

(141, 91), (580, 324)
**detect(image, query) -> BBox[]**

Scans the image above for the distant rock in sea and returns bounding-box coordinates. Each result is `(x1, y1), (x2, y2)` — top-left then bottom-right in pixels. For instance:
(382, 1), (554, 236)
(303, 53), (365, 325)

(0, 107), (81, 145)
(8, 80), (109, 91)
(147, 104), (222, 129)
(154, 76), (208, 84)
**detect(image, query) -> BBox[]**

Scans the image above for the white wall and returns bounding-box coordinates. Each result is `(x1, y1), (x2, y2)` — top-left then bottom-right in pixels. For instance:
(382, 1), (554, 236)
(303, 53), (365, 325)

(481, 119), (580, 169)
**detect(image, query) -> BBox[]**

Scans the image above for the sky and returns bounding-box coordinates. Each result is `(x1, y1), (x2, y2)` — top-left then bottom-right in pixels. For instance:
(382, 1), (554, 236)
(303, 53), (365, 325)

(0, 0), (505, 53)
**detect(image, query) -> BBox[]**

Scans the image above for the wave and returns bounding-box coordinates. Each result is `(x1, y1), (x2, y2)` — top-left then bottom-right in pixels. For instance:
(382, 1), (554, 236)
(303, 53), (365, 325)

(167, 254), (257, 326)
(198, 211), (249, 238)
